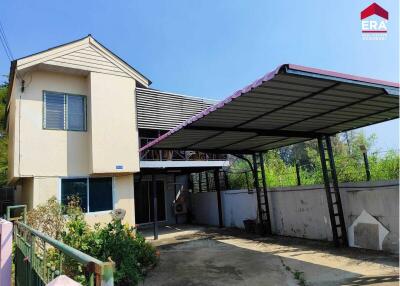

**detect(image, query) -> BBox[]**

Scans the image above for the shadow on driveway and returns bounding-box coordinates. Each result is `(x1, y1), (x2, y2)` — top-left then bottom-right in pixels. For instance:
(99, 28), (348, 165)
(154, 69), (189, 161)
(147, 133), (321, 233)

(140, 225), (399, 286)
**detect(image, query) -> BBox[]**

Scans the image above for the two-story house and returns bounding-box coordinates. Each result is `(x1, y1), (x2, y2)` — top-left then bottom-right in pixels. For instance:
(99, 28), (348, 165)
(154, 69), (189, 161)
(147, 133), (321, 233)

(6, 35), (228, 226)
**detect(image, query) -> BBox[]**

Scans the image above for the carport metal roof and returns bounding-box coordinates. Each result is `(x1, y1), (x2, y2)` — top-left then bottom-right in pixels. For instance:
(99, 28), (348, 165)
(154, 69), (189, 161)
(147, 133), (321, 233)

(140, 64), (399, 154)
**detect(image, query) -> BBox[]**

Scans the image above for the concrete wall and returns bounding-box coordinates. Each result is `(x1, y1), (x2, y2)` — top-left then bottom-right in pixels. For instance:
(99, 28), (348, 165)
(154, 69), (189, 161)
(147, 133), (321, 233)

(191, 180), (399, 253)
(191, 191), (220, 226)
(221, 190), (258, 229)
(339, 181), (399, 253)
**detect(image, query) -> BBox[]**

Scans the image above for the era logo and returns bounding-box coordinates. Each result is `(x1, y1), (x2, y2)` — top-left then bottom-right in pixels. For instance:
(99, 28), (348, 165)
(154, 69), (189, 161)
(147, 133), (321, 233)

(361, 3), (388, 34)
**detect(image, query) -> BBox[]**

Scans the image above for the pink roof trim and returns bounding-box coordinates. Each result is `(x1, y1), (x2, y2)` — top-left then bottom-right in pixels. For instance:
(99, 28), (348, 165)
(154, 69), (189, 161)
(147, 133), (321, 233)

(288, 64), (399, 88)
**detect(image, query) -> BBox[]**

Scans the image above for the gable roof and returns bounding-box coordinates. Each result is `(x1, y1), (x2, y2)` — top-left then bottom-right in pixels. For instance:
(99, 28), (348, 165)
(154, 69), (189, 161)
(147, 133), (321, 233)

(361, 3), (389, 20)
(5, 35), (151, 130)
(12, 35), (151, 86)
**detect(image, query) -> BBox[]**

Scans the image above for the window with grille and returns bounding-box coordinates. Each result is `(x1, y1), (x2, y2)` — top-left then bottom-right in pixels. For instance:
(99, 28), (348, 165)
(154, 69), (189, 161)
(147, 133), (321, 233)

(43, 91), (86, 131)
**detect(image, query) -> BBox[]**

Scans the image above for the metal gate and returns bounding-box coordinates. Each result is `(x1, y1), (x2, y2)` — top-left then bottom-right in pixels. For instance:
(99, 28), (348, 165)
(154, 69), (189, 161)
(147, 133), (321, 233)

(7, 205), (114, 286)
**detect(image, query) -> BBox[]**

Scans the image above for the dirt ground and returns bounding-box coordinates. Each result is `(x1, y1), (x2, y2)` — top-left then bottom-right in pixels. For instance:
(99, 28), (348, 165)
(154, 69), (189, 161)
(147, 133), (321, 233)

(139, 225), (399, 286)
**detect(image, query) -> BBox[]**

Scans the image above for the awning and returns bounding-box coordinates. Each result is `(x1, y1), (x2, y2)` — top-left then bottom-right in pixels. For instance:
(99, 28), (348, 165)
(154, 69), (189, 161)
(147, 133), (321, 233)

(140, 64), (399, 154)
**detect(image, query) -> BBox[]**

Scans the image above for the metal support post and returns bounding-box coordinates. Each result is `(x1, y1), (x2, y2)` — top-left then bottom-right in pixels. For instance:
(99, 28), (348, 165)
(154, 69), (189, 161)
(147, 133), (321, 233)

(259, 152), (272, 234)
(362, 152), (371, 181)
(214, 169), (223, 228)
(252, 154), (263, 225)
(152, 175), (158, 240)
(295, 162), (301, 186)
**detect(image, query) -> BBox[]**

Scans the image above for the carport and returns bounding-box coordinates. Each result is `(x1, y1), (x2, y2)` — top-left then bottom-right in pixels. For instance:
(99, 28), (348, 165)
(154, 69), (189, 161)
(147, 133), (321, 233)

(140, 64), (399, 246)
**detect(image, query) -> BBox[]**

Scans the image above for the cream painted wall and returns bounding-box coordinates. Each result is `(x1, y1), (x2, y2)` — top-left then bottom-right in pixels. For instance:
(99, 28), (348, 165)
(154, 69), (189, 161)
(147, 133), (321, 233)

(89, 72), (140, 174)
(8, 67), (140, 226)
(18, 177), (34, 209)
(32, 177), (59, 208)
(16, 175), (135, 226)
(14, 70), (90, 177)
(7, 74), (19, 182)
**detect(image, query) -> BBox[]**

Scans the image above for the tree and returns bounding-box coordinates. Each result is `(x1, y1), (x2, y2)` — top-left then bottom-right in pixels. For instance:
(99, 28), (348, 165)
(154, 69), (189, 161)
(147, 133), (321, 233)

(0, 82), (7, 186)
(228, 130), (398, 187)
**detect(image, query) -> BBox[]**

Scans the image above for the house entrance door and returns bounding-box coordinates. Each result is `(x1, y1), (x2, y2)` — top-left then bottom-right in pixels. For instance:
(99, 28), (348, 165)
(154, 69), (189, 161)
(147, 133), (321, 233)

(134, 180), (166, 224)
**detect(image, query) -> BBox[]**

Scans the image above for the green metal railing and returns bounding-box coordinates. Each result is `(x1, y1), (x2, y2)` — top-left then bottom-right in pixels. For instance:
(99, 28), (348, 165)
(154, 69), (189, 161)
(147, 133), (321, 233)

(7, 205), (114, 286)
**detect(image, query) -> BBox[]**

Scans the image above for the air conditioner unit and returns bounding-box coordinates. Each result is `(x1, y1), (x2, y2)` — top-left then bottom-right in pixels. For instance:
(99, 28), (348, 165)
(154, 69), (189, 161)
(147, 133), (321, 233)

(174, 202), (187, 215)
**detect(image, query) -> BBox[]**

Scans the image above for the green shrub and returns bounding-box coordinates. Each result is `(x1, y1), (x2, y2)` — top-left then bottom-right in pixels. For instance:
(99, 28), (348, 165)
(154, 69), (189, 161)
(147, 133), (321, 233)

(26, 197), (158, 286)
(93, 220), (158, 285)
(27, 197), (65, 240)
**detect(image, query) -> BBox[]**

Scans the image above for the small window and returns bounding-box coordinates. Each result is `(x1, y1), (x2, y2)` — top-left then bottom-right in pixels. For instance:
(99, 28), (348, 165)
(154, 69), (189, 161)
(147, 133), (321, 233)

(61, 177), (113, 213)
(44, 91), (86, 131)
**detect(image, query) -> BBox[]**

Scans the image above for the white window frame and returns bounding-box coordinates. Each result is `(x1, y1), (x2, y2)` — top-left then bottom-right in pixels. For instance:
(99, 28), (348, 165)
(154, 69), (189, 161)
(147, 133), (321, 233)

(58, 177), (115, 214)
(43, 91), (87, 131)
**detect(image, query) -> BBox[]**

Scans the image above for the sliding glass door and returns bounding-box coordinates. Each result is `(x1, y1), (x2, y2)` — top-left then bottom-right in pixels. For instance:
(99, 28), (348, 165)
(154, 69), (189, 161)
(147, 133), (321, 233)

(134, 180), (166, 224)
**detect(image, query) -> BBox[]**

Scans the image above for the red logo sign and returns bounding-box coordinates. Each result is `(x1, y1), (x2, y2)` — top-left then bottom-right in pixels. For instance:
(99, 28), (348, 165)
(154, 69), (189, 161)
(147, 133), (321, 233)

(361, 3), (388, 40)
(361, 3), (389, 20)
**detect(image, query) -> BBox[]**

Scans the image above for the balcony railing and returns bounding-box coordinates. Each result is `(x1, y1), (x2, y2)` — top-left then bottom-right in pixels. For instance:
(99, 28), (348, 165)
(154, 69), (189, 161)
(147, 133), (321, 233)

(140, 137), (227, 161)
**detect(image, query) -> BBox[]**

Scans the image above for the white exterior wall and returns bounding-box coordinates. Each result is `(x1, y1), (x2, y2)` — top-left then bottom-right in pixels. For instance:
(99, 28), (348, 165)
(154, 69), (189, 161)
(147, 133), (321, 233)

(191, 180), (399, 253)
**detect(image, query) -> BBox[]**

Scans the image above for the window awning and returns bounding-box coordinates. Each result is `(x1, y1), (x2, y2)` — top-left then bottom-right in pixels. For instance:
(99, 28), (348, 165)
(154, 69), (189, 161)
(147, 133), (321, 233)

(140, 64), (399, 154)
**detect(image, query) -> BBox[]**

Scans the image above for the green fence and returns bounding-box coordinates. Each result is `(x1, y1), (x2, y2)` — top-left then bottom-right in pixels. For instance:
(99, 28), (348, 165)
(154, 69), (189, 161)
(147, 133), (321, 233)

(7, 205), (114, 286)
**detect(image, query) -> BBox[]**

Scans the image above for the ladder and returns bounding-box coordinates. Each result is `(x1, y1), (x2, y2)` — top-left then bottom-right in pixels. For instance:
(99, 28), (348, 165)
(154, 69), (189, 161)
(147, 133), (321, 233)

(317, 136), (348, 247)
(252, 152), (272, 235)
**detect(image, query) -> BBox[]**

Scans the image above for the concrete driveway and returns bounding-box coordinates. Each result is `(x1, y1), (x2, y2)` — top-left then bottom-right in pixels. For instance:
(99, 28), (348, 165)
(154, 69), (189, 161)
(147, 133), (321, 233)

(140, 225), (399, 286)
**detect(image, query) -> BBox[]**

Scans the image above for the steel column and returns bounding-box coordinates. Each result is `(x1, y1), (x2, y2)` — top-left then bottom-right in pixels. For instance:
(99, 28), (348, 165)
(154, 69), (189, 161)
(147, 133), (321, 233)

(259, 152), (272, 234)
(198, 172), (202, 192)
(173, 174), (178, 224)
(295, 163), (301, 186)
(252, 154), (263, 225)
(362, 152), (371, 181)
(152, 175), (158, 240)
(223, 171), (230, 190)
(214, 169), (223, 228)
(205, 171), (210, 192)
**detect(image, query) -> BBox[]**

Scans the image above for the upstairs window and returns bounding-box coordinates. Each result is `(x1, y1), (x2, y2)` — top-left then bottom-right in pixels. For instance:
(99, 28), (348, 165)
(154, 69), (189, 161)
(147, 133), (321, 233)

(44, 91), (86, 131)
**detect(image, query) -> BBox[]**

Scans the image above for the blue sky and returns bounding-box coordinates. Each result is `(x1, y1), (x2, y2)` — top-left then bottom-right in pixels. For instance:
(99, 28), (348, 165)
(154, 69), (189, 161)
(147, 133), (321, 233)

(0, 0), (398, 151)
